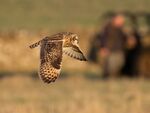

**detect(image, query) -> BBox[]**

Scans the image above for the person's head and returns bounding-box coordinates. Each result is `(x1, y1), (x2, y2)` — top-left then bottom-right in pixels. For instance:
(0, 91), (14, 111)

(111, 13), (125, 28)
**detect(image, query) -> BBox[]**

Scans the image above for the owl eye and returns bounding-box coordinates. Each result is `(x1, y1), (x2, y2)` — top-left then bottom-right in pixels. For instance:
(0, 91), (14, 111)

(76, 36), (78, 39)
(73, 36), (78, 40)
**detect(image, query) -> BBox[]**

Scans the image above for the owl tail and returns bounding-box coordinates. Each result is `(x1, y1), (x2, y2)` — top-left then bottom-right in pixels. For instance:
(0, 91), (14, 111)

(29, 40), (41, 49)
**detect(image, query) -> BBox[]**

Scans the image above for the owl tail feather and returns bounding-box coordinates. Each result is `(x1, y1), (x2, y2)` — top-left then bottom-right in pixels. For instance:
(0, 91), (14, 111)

(29, 40), (41, 49)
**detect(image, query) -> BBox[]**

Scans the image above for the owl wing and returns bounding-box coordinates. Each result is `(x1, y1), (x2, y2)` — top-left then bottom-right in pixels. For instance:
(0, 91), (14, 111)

(63, 45), (87, 61)
(39, 39), (63, 83)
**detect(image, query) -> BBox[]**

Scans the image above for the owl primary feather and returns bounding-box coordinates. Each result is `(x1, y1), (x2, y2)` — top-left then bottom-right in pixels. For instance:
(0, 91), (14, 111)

(29, 32), (87, 83)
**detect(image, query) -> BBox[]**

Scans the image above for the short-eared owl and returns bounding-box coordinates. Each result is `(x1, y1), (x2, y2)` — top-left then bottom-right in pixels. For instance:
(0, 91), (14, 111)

(29, 32), (87, 83)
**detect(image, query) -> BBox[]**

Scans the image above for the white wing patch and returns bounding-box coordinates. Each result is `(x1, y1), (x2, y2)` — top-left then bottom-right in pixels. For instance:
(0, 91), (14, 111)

(63, 47), (87, 61)
(72, 40), (79, 47)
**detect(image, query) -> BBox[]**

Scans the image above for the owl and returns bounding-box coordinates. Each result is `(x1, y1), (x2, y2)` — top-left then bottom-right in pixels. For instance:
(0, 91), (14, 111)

(29, 32), (87, 83)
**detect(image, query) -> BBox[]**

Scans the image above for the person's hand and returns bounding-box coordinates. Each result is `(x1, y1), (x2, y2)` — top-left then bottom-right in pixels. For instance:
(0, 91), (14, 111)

(99, 48), (109, 57)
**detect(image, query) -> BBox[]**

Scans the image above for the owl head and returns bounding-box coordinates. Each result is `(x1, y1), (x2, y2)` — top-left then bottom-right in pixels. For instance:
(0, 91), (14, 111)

(63, 32), (79, 47)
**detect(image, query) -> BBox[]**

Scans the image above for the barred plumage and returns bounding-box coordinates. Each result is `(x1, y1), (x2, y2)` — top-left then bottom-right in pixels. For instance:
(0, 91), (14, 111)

(29, 40), (41, 49)
(29, 32), (87, 84)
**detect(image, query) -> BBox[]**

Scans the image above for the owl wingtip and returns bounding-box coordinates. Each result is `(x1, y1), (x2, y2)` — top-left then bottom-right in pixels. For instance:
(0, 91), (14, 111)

(29, 45), (33, 49)
(80, 57), (88, 61)
(83, 58), (88, 61)
(85, 59), (88, 61)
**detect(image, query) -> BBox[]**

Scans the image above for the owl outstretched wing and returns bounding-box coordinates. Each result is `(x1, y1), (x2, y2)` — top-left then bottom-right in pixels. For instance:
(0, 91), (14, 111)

(63, 45), (87, 61)
(39, 38), (63, 83)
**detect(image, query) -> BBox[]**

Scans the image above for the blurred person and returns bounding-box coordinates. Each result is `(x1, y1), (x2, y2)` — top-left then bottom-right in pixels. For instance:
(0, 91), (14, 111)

(88, 33), (101, 63)
(99, 14), (127, 78)
(122, 29), (142, 77)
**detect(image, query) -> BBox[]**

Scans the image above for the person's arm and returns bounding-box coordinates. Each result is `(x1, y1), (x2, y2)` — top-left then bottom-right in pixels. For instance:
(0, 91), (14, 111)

(99, 28), (110, 57)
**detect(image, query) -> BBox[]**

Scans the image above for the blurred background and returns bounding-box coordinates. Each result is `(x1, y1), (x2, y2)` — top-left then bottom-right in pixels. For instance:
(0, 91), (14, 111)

(0, 0), (150, 113)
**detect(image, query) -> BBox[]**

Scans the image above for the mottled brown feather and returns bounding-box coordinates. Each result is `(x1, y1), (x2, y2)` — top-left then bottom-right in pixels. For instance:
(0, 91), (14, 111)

(29, 32), (87, 84)
(39, 38), (63, 83)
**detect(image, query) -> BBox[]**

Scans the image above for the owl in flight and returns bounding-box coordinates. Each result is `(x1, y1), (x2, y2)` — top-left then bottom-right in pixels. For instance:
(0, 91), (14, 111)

(29, 32), (87, 83)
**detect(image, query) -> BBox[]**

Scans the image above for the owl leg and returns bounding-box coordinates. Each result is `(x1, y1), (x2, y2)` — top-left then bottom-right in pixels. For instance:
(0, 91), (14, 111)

(29, 40), (41, 49)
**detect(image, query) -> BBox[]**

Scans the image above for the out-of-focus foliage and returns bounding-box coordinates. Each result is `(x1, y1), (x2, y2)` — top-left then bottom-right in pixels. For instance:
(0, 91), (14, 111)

(0, 0), (150, 30)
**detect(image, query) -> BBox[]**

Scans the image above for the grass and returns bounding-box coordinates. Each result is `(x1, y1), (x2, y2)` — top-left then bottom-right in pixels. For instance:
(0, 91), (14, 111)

(0, 1), (149, 112)
(0, 29), (92, 72)
(0, 0), (150, 30)
(0, 29), (149, 75)
(0, 75), (150, 113)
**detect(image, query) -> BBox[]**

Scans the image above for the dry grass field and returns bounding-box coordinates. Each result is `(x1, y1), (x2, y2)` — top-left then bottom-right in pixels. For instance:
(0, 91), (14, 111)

(0, 1), (150, 113)
(0, 75), (149, 113)
(0, 29), (149, 75)
(0, 27), (149, 113)
(0, 29), (94, 72)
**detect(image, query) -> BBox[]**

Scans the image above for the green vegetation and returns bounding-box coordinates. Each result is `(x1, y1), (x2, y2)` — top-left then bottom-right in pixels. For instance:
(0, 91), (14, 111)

(0, 0), (150, 30)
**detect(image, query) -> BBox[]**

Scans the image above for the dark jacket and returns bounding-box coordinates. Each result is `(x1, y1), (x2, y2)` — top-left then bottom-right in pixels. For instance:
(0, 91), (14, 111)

(100, 23), (127, 51)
